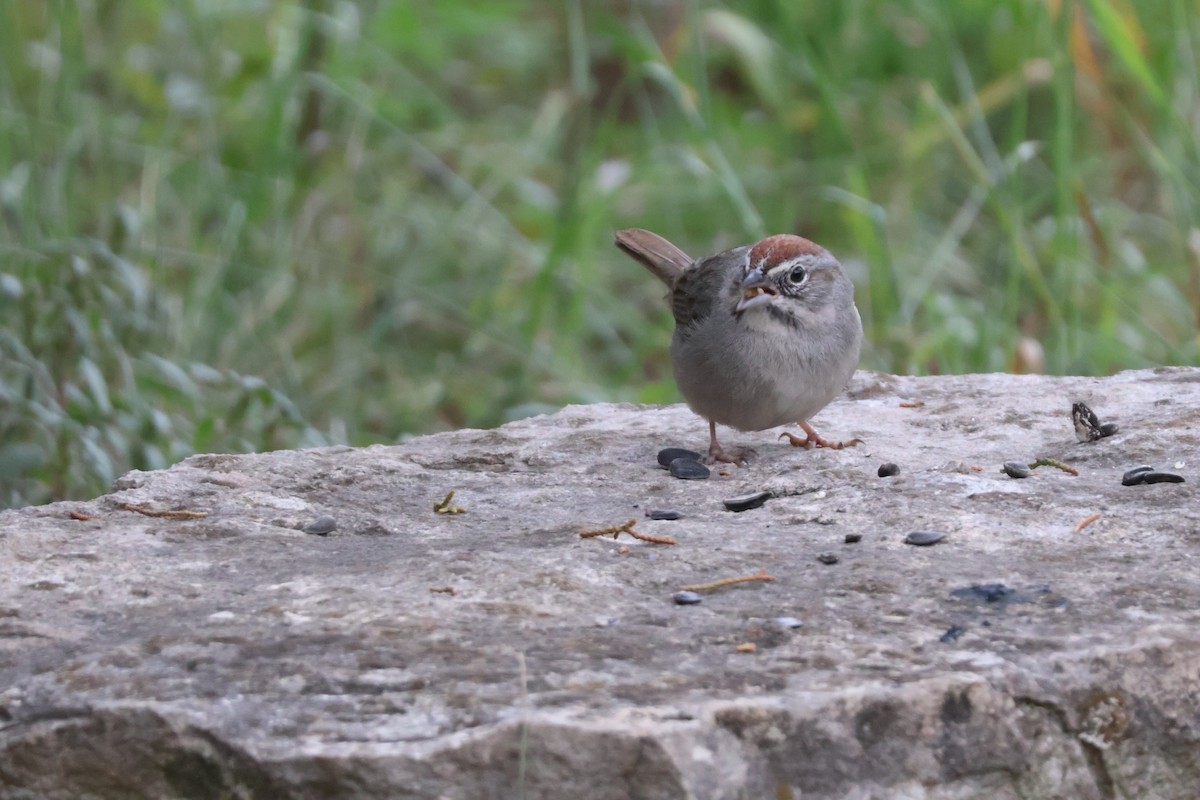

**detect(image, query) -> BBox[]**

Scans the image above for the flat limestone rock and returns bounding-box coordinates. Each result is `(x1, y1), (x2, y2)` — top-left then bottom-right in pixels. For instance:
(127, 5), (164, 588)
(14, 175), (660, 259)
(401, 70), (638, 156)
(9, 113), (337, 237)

(2, 369), (1200, 799)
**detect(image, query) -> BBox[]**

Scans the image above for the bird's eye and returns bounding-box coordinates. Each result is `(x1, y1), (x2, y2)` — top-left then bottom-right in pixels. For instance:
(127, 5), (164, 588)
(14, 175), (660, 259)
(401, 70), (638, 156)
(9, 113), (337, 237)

(788, 265), (807, 284)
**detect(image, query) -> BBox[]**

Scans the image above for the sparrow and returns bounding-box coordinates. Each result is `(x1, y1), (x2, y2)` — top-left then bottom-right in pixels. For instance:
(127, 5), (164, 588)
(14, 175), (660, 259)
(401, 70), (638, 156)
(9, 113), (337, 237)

(615, 228), (863, 464)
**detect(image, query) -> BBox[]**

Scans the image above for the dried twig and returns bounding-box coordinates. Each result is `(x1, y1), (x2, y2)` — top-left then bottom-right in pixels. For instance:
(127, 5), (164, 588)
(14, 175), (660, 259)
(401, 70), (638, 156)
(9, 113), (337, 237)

(68, 510), (96, 521)
(626, 529), (677, 545)
(682, 569), (774, 593)
(735, 642), (757, 653)
(1073, 513), (1102, 533)
(899, 400), (925, 408)
(580, 519), (675, 545)
(1030, 457), (1078, 476)
(429, 586), (458, 595)
(580, 519), (636, 539)
(433, 490), (465, 514)
(119, 503), (208, 520)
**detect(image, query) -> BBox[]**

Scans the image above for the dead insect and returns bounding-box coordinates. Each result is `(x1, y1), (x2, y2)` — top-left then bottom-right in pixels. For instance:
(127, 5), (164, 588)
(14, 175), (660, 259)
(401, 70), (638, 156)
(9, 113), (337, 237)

(1072, 401), (1118, 442)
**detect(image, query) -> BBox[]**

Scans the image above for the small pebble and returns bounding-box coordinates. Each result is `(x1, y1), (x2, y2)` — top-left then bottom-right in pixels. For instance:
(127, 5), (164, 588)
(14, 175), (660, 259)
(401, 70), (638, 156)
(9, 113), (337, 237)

(658, 447), (703, 468)
(939, 625), (966, 643)
(303, 516), (337, 536)
(668, 458), (710, 481)
(672, 591), (703, 606)
(723, 491), (772, 512)
(1141, 470), (1185, 484)
(877, 462), (900, 478)
(1002, 461), (1032, 479)
(770, 616), (804, 629)
(904, 531), (945, 547)
(647, 509), (683, 520)
(1120, 465), (1154, 486)
(817, 553), (839, 565)
(844, 533), (863, 544)
(1098, 422), (1119, 437)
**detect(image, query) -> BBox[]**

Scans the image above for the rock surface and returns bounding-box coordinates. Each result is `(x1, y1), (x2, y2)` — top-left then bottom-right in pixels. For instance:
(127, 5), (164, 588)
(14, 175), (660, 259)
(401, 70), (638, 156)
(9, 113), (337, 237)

(3, 369), (1200, 799)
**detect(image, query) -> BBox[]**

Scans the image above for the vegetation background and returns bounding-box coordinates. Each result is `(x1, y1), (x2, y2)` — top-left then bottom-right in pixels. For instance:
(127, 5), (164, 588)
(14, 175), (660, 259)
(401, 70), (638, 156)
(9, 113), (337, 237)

(1, 0), (1197, 508)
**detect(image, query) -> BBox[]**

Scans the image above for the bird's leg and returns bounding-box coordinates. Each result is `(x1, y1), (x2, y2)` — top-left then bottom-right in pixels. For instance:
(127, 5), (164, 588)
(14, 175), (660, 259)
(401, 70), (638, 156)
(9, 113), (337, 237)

(706, 419), (754, 465)
(780, 421), (863, 450)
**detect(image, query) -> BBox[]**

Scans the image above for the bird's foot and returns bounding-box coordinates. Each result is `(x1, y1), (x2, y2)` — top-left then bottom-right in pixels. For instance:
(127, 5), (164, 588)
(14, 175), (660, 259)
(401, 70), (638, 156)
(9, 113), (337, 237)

(706, 443), (756, 465)
(706, 419), (755, 464)
(780, 422), (862, 450)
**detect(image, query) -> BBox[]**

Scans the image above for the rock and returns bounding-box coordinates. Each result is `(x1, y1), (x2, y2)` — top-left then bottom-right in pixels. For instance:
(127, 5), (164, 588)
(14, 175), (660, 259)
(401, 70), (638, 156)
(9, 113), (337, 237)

(668, 457), (710, 481)
(657, 447), (702, 467)
(877, 462), (900, 477)
(302, 515), (337, 535)
(647, 509), (682, 521)
(1002, 461), (1032, 479)
(3, 368), (1200, 799)
(723, 491), (771, 512)
(816, 553), (839, 565)
(672, 591), (703, 605)
(904, 531), (946, 546)
(1122, 465), (1154, 486)
(1141, 471), (1185, 485)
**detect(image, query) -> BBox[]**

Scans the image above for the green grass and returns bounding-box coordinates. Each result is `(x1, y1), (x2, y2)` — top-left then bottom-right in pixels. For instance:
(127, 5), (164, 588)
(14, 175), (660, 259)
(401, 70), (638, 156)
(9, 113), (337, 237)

(1, 0), (1198, 507)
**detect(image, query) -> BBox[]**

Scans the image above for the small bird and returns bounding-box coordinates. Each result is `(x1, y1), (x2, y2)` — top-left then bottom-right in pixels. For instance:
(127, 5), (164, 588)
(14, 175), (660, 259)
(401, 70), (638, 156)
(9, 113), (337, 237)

(615, 228), (863, 464)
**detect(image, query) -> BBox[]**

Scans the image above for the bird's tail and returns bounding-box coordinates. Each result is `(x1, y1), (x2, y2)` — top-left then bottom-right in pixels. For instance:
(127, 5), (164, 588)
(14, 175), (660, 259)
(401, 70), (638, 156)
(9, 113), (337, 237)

(613, 228), (692, 287)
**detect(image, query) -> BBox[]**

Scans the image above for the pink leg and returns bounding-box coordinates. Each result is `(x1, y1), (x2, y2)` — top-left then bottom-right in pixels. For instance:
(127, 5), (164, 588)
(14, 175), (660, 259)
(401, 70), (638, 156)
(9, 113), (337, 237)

(706, 419), (753, 465)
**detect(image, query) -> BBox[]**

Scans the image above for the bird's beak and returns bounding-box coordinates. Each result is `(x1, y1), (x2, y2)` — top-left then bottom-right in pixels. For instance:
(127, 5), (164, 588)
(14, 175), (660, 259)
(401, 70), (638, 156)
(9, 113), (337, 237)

(735, 267), (778, 312)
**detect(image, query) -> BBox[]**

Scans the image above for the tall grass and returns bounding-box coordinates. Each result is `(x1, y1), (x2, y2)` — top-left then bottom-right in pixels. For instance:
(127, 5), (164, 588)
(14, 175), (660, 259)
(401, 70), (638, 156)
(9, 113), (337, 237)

(1, 0), (1197, 507)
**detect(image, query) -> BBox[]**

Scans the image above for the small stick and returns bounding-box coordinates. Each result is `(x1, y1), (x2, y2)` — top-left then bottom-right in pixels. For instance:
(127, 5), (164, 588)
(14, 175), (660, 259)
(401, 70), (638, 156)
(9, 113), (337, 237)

(626, 529), (676, 545)
(899, 401), (925, 408)
(69, 510), (96, 521)
(1030, 457), (1078, 476)
(433, 490), (465, 514)
(682, 569), (774, 593)
(1073, 513), (1102, 533)
(119, 503), (208, 520)
(429, 586), (458, 595)
(580, 519), (676, 545)
(580, 519), (636, 539)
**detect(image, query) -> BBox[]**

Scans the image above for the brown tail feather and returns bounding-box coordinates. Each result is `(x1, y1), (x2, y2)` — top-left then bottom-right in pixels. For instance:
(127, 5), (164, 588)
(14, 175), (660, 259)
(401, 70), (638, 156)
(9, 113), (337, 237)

(614, 228), (693, 288)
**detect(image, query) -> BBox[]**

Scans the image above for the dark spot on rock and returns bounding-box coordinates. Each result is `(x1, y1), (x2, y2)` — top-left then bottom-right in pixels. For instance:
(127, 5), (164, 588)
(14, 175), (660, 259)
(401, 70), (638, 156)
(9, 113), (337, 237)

(647, 510), (682, 520)
(817, 553), (839, 565)
(844, 533), (863, 544)
(163, 751), (227, 800)
(877, 462), (900, 477)
(854, 701), (903, 750)
(939, 625), (965, 643)
(941, 690), (973, 723)
(672, 591), (702, 605)
(950, 583), (1016, 603)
